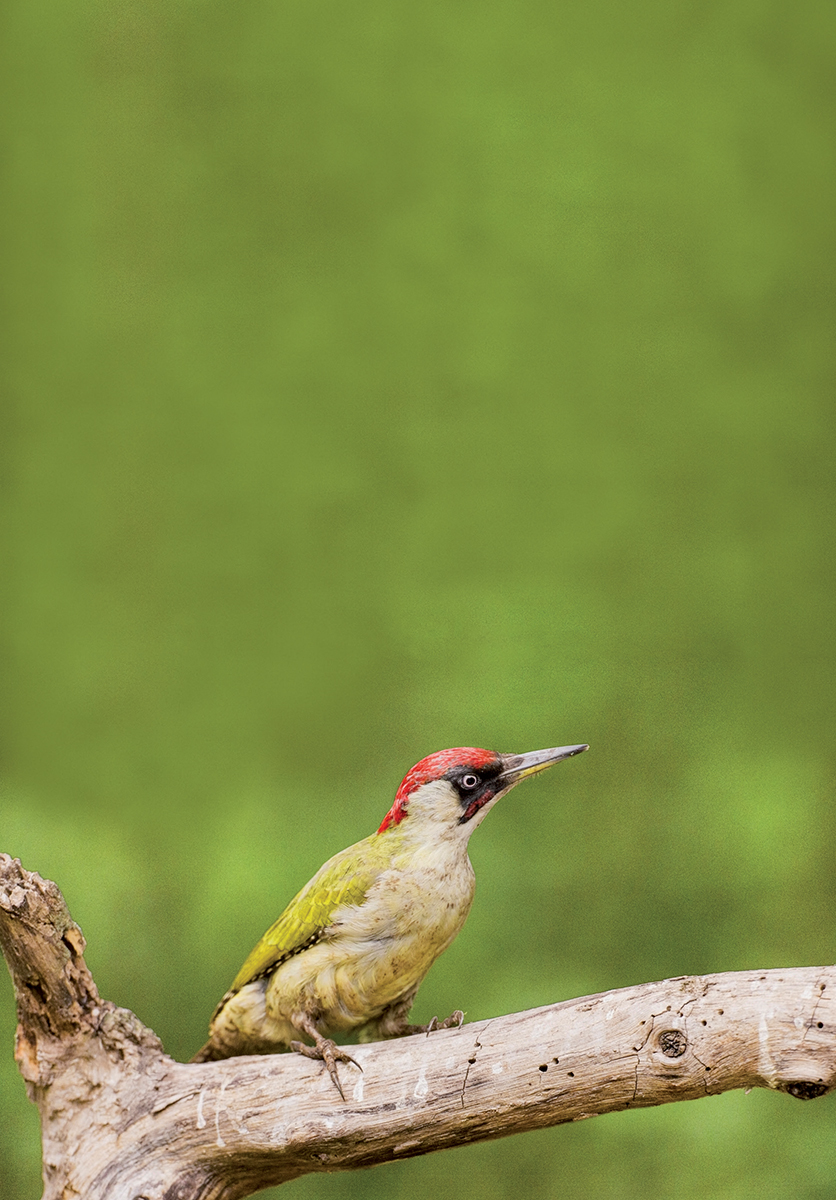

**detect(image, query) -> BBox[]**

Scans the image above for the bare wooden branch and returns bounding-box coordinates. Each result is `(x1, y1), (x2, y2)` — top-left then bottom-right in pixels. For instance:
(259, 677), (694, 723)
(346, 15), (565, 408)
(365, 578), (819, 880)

(2, 852), (834, 1200)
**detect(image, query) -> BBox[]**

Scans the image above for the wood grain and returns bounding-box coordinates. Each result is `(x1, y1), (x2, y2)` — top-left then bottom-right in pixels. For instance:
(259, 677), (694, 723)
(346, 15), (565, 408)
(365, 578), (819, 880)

(1, 853), (833, 1200)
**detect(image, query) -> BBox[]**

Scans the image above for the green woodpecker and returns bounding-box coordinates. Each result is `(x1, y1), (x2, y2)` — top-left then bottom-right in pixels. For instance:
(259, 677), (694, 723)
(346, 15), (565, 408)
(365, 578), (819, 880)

(193, 742), (588, 1096)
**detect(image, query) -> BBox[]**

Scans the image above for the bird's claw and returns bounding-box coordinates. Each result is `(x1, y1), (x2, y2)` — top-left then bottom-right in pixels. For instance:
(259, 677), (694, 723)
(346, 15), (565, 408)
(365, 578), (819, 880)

(421, 1010), (464, 1036)
(438, 1009), (465, 1031)
(290, 1037), (362, 1101)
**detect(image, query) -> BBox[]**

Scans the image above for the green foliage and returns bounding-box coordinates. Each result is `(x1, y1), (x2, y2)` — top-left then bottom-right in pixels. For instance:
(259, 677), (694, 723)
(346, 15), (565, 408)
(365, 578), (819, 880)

(1, 0), (835, 1196)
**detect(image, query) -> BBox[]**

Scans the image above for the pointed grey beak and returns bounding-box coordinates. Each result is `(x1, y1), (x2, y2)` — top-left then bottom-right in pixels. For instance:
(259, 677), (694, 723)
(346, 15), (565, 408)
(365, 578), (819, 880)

(498, 743), (589, 787)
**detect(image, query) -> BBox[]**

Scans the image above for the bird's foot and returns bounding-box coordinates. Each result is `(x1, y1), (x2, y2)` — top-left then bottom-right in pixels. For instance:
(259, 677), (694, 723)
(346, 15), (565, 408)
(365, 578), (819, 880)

(410, 1010), (465, 1037)
(290, 1037), (362, 1101)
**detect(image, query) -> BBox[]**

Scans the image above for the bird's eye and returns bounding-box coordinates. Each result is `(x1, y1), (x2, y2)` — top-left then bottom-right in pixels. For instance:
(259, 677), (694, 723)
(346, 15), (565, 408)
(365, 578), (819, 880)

(461, 773), (479, 789)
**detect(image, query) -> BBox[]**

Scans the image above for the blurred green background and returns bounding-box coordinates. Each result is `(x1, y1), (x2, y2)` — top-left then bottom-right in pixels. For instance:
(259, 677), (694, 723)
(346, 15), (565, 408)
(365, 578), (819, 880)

(2, 0), (835, 1196)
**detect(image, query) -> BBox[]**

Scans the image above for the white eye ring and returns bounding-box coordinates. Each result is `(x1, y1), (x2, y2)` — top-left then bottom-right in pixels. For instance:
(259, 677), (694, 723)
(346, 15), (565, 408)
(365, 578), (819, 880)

(461, 773), (479, 789)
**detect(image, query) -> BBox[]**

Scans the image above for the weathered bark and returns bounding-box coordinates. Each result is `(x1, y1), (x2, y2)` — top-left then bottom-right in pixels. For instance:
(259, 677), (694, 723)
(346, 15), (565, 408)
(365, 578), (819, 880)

(1, 853), (834, 1200)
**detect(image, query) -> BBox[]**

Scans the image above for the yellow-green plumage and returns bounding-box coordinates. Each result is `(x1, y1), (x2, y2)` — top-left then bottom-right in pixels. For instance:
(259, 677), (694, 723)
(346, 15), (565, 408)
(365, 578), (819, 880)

(193, 742), (588, 1096)
(228, 838), (382, 994)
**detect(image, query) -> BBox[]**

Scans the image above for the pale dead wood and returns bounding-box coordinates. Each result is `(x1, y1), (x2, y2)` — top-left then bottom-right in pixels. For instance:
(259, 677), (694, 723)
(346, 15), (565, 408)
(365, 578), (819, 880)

(1, 852), (834, 1200)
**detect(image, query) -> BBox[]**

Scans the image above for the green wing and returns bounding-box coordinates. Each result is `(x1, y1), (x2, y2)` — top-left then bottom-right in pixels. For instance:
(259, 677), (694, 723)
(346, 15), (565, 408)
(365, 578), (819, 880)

(227, 834), (382, 995)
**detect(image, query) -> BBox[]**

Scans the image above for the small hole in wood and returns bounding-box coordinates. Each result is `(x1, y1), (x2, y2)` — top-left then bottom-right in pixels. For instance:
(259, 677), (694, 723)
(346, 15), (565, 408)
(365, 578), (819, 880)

(784, 1080), (829, 1100)
(567, 1071), (574, 1077)
(539, 1064), (548, 1072)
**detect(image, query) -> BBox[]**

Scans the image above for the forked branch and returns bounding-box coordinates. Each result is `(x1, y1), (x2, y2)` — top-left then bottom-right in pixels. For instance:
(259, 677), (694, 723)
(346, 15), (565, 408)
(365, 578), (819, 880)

(1, 853), (834, 1200)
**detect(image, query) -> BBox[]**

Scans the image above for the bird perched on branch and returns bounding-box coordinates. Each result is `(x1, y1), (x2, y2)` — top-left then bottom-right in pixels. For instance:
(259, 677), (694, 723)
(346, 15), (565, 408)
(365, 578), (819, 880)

(192, 742), (588, 1096)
